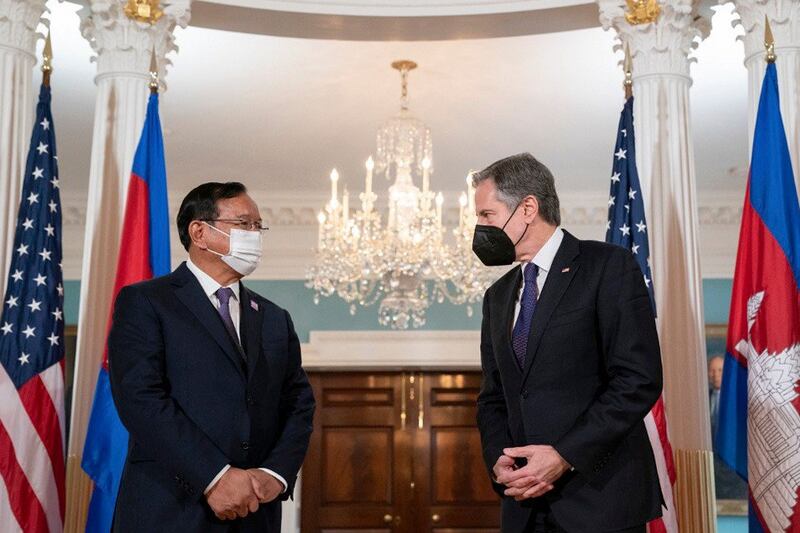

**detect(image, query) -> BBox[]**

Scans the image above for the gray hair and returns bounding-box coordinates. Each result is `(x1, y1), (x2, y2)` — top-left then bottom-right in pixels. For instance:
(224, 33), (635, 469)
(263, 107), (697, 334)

(472, 153), (561, 226)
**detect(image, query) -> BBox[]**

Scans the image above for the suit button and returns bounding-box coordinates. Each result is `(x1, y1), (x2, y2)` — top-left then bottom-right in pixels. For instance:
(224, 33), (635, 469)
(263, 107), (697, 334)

(246, 395), (255, 406)
(521, 390), (529, 399)
(241, 441), (250, 450)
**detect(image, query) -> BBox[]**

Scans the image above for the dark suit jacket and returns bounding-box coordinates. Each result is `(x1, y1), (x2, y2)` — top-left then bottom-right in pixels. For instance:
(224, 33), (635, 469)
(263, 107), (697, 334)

(108, 262), (315, 533)
(476, 230), (663, 532)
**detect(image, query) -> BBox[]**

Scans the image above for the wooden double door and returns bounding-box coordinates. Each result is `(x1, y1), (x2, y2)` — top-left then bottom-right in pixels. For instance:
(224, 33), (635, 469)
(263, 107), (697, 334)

(301, 371), (501, 532)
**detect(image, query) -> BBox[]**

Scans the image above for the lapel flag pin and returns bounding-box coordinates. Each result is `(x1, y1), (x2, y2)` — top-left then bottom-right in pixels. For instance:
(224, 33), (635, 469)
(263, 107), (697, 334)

(251, 301), (259, 311)
(562, 267), (570, 273)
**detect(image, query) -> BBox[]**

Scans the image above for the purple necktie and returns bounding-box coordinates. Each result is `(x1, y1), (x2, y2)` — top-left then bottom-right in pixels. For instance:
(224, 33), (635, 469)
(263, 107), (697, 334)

(215, 287), (244, 358)
(512, 263), (539, 370)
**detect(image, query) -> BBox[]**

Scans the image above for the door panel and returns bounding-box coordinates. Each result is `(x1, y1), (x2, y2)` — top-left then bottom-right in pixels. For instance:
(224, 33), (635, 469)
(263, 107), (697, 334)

(414, 373), (501, 532)
(302, 371), (500, 533)
(303, 373), (410, 531)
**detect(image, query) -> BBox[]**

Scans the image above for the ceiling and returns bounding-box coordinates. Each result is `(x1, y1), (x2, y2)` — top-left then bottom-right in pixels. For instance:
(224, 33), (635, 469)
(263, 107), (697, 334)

(38, 1), (748, 205)
(203, 0), (591, 17)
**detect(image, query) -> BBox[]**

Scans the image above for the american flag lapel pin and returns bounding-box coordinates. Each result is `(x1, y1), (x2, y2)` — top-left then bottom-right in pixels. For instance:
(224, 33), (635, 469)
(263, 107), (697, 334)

(251, 301), (259, 311)
(562, 267), (570, 273)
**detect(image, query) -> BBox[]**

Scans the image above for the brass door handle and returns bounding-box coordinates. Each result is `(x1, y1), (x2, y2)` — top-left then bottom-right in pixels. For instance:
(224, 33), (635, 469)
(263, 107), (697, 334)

(400, 373), (407, 429)
(383, 514), (393, 523)
(431, 513), (440, 523)
(418, 373), (424, 429)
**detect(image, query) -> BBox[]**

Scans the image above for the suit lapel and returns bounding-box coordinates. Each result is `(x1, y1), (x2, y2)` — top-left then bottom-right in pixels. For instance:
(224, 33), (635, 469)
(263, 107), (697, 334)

(239, 284), (264, 382)
(492, 266), (523, 374)
(171, 263), (247, 380)
(520, 232), (580, 385)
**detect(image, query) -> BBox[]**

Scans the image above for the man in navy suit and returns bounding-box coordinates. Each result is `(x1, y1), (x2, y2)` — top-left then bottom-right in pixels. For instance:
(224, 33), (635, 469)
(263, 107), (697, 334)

(472, 154), (663, 532)
(108, 182), (315, 532)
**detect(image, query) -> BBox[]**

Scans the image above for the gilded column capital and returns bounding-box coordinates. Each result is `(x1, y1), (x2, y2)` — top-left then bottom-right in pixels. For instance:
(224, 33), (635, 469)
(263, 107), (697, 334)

(598, 0), (709, 81)
(78, 0), (191, 89)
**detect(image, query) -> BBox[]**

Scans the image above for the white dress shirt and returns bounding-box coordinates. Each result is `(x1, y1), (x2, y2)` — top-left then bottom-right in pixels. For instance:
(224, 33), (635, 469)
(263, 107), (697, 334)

(185, 259), (288, 495)
(513, 227), (564, 326)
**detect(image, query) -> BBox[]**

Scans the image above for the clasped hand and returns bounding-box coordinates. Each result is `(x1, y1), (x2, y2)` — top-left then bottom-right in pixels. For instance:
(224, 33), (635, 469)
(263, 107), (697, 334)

(206, 468), (283, 520)
(493, 445), (571, 501)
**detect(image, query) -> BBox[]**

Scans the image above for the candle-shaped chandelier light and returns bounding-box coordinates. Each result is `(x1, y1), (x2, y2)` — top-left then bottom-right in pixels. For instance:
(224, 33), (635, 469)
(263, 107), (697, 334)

(306, 60), (497, 329)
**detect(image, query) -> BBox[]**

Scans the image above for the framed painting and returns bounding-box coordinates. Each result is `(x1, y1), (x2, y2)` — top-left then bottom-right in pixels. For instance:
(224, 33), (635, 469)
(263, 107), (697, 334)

(705, 324), (747, 516)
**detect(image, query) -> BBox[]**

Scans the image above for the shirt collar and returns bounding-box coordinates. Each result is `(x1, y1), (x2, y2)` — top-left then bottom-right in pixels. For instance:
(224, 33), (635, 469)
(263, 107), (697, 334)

(526, 227), (564, 275)
(186, 258), (240, 301)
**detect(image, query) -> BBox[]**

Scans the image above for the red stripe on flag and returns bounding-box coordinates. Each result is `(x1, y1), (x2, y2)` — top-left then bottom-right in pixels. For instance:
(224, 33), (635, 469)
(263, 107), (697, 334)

(0, 421), (50, 532)
(651, 396), (676, 483)
(647, 517), (667, 533)
(101, 173), (153, 370)
(18, 375), (66, 519)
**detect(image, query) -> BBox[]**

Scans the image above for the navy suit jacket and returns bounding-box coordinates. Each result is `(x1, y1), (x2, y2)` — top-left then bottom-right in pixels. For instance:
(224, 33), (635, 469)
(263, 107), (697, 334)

(476, 231), (663, 532)
(108, 262), (315, 532)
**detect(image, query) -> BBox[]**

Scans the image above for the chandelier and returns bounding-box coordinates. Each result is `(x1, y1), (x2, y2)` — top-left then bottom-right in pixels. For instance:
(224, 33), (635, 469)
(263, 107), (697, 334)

(306, 60), (497, 329)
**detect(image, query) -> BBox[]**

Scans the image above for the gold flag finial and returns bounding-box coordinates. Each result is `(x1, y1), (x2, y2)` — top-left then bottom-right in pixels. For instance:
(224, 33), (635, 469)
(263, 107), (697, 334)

(623, 43), (633, 99)
(124, 0), (163, 24)
(42, 30), (53, 86)
(625, 0), (660, 25)
(764, 15), (776, 63)
(149, 48), (159, 93)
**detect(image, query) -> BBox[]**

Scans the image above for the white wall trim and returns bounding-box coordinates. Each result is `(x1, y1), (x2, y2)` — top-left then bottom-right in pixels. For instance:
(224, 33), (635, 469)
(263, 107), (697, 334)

(60, 189), (742, 280)
(301, 330), (482, 370)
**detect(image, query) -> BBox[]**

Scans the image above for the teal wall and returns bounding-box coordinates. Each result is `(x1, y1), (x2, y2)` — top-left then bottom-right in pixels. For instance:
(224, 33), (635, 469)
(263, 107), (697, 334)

(63, 277), (745, 531)
(718, 515), (747, 533)
(63, 278), (734, 343)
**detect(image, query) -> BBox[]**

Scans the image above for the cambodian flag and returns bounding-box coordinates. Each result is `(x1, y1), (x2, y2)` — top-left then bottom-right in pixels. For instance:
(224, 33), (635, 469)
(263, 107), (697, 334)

(80, 93), (171, 532)
(715, 62), (800, 533)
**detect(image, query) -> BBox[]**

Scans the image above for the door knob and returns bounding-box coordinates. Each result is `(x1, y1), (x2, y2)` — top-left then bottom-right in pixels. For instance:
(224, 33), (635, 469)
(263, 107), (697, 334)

(383, 514), (393, 523)
(432, 513), (440, 523)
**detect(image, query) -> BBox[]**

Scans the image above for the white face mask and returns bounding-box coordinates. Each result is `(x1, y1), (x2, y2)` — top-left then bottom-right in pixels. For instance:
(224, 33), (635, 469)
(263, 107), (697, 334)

(204, 222), (262, 276)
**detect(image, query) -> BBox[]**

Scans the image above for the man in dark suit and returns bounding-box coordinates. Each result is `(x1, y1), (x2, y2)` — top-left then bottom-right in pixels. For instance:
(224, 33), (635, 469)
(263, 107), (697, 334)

(473, 154), (663, 532)
(108, 182), (315, 532)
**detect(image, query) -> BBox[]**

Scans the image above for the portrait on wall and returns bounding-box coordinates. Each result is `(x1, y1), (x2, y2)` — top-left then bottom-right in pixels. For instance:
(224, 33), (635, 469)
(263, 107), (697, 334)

(705, 324), (747, 515)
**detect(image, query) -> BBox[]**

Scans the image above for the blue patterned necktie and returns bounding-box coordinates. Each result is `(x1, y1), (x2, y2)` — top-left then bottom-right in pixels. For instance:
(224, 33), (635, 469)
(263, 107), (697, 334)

(215, 287), (245, 359)
(512, 263), (539, 369)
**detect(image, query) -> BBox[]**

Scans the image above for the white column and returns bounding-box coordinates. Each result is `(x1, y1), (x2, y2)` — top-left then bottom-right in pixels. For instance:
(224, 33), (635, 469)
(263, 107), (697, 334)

(598, 1), (716, 531)
(727, 0), (800, 195)
(0, 0), (46, 296)
(66, 1), (190, 528)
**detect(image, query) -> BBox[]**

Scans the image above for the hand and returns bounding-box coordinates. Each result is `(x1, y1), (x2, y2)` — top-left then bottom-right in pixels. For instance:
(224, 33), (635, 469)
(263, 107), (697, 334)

(247, 469), (283, 504)
(497, 445), (571, 501)
(206, 468), (259, 520)
(492, 454), (517, 484)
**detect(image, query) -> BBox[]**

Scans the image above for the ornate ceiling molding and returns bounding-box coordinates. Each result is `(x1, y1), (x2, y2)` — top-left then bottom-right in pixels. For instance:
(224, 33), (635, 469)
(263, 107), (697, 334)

(58, 190), (743, 227)
(190, 0), (600, 40)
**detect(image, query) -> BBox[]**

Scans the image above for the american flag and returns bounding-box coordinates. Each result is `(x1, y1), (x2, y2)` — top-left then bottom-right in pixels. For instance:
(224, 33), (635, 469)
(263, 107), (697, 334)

(605, 96), (678, 533)
(605, 97), (655, 310)
(0, 83), (65, 533)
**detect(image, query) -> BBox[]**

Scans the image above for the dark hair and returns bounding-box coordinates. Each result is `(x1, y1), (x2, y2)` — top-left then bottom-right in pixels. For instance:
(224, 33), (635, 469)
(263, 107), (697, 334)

(472, 153), (561, 226)
(177, 182), (248, 251)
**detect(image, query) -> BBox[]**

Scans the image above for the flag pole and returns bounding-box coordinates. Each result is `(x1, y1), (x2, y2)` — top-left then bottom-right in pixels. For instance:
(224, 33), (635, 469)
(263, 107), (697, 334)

(623, 43), (633, 99)
(149, 47), (159, 94)
(764, 15), (776, 64)
(42, 30), (53, 87)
